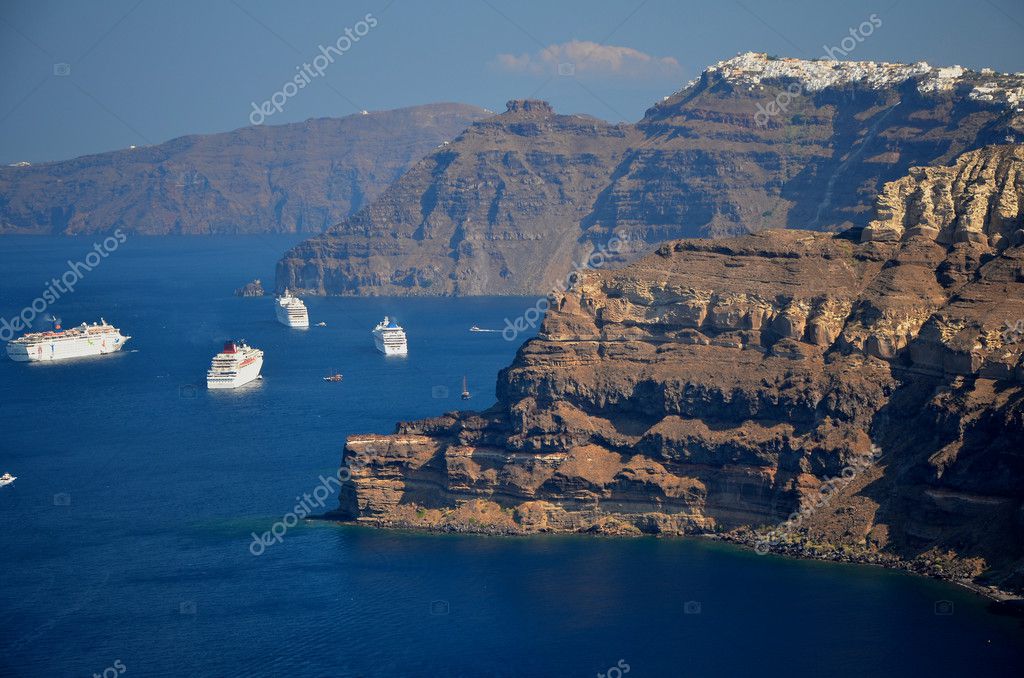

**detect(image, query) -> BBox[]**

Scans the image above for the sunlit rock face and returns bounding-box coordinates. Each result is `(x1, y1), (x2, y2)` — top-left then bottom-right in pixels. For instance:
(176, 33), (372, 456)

(861, 144), (1024, 248)
(334, 149), (1024, 592)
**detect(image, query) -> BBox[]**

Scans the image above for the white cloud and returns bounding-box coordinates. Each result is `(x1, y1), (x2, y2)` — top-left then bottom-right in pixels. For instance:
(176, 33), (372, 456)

(494, 40), (682, 78)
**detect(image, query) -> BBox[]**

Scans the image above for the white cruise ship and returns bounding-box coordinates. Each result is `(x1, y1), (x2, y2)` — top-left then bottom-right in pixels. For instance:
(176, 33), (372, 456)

(6, 319), (130, 362)
(206, 340), (264, 389)
(275, 289), (309, 328)
(372, 317), (408, 355)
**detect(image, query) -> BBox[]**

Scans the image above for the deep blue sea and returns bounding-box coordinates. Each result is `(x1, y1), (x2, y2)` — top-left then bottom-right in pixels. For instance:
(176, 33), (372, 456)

(0, 235), (1021, 677)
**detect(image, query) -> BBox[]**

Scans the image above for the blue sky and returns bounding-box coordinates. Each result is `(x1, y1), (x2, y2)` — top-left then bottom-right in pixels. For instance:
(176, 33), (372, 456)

(1, 0), (1023, 164)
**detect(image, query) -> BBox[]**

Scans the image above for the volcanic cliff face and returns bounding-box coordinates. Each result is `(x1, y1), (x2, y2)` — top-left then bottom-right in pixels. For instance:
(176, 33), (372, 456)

(0, 103), (489, 235)
(277, 100), (638, 294)
(280, 53), (1024, 296)
(334, 145), (1024, 591)
(606, 53), (1024, 241)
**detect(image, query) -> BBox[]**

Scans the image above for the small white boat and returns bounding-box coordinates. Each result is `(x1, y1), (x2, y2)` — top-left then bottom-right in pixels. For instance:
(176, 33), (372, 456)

(0, 473), (16, 487)
(461, 375), (471, 400)
(316, 321), (327, 327)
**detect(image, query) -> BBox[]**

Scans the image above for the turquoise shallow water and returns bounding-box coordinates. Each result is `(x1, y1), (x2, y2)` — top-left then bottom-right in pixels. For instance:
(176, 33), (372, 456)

(0, 235), (1021, 677)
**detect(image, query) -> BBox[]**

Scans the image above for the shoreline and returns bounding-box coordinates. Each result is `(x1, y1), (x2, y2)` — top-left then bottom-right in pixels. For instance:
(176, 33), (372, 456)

(708, 533), (1024, 607)
(316, 514), (1024, 607)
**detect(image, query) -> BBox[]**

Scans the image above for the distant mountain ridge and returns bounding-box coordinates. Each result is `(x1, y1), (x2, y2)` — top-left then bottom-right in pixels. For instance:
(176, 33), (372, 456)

(279, 53), (1024, 296)
(0, 103), (490, 235)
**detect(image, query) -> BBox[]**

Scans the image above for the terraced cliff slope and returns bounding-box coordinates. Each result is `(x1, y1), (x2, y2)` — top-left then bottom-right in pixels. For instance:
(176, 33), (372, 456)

(333, 145), (1024, 592)
(0, 103), (489, 235)
(279, 53), (1024, 296)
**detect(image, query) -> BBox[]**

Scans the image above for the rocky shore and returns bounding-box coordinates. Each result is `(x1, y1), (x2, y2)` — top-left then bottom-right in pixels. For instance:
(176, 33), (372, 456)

(320, 506), (1023, 605)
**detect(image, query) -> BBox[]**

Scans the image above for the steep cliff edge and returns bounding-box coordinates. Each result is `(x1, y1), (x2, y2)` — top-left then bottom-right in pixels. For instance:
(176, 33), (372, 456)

(0, 103), (489, 234)
(332, 145), (1024, 592)
(280, 53), (1024, 296)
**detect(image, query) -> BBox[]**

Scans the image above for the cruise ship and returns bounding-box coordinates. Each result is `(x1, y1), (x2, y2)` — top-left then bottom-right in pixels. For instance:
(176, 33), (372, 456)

(372, 317), (408, 355)
(275, 289), (309, 328)
(206, 340), (264, 389)
(5, 319), (130, 362)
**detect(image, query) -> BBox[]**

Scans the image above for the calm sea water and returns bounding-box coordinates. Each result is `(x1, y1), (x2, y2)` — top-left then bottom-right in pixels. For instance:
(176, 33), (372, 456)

(0, 236), (1021, 677)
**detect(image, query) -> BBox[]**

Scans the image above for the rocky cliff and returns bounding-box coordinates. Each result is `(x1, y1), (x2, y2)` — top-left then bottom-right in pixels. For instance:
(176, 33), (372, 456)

(279, 53), (1024, 296)
(0, 103), (489, 235)
(278, 100), (639, 294)
(332, 145), (1024, 592)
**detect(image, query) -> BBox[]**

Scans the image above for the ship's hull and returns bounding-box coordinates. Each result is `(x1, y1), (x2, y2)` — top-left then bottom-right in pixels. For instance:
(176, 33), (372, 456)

(373, 333), (407, 355)
(6, 333), (128, 362)
(207, 356), (263, 389)
(275, 302), (309, 328)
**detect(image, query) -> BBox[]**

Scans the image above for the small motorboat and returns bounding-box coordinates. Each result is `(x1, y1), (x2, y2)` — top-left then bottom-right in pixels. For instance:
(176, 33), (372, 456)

(323, 373), (343, 382)
(316, 321), (327, 327)
(0, 473), (16, 487)
(461, 375), (471, 400)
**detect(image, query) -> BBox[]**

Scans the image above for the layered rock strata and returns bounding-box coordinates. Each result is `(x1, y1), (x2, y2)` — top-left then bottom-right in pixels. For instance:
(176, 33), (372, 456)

(332, 148), (1024, 591)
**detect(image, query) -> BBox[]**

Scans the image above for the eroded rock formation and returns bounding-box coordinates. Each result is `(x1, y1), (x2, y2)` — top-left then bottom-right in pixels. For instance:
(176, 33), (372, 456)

(333, 148), (1024, 592)
(861, 144), (1024, 248)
